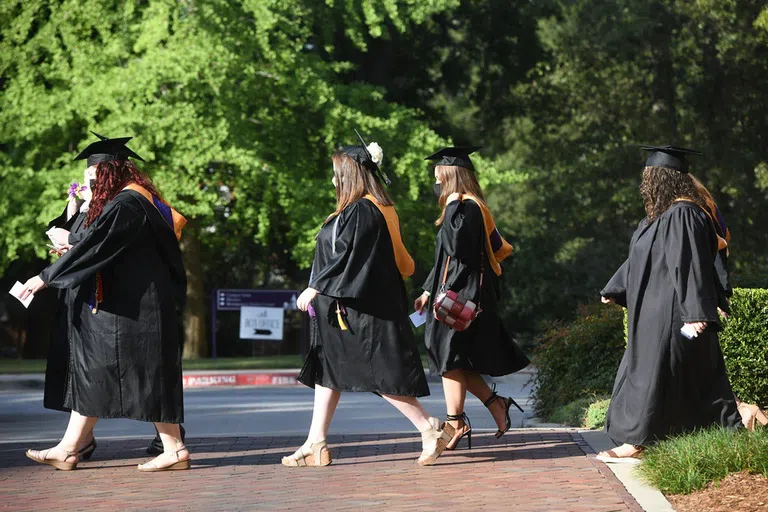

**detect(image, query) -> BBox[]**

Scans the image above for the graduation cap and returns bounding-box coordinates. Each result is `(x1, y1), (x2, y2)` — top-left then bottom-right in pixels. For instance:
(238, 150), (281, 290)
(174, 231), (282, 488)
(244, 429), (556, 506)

(339, 129), (391, 186)
(425, 146), (482, 170)
(74, 131), (146, 168)
(639, 145), (703, 173)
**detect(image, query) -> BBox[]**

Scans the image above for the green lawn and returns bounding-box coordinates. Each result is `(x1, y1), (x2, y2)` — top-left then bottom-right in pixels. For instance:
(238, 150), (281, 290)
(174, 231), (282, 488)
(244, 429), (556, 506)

(640, 426), (768, 494)
(0, 354), (432, 374)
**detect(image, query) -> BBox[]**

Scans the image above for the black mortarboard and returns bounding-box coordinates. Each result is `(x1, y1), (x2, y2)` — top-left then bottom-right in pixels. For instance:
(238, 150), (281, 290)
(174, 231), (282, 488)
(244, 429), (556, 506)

(339, 129), (391, 185)
(74, 131), (145, 167)
(639, 145), (703, 173)
(425, 146), (482, 170)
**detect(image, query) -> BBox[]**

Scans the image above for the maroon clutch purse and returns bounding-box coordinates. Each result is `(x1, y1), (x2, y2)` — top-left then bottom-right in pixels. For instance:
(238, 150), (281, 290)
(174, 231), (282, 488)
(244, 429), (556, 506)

(433, 255), (483, 332)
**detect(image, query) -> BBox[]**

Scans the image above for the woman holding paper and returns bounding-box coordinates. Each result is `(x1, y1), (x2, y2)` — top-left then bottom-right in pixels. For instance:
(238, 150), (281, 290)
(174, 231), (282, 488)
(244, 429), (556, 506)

(597, 145), (744, 463)
(287, 131), (452, 467)
(414, 147), (529, 451)
(19, 135), (190, 472)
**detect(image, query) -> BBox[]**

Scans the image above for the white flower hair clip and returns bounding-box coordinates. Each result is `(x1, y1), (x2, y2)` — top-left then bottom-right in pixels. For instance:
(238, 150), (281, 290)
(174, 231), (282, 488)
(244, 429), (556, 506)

(366, 142), (384, 166)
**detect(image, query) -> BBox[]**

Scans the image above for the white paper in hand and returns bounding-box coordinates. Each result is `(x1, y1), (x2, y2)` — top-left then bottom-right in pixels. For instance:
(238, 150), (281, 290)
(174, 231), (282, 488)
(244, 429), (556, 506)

(9, 281), (34, 308)
(409, 310), (427, 328)
(680, 324), (698, 339)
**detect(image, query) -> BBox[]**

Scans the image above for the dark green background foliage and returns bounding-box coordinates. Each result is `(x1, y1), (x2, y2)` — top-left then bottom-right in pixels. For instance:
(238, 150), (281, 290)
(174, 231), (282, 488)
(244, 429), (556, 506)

(721, 288), (768, 406)
(530, 303), (626, 419)
(2, 0), (767, 356)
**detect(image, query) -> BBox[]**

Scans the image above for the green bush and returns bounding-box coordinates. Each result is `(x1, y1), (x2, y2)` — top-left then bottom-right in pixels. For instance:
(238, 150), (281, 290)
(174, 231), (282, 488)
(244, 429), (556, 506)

(639, 427), (768, 495)
(585, 398), (611, 430)
(720, 288), (768, 407)
(550, 398), (593, 427)
(531, 303), (625, 419)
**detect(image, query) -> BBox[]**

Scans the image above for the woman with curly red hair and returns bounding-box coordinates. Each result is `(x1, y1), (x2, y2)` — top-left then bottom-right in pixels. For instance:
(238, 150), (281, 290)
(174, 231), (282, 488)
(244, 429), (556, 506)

(19, 134), (190, 472)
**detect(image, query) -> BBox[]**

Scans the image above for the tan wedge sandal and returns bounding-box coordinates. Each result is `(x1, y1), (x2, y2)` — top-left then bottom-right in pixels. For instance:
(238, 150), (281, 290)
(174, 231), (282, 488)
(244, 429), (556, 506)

(281, 440), (332, 467)
(138, 447), (191, 472)
(25, 447), (78, 471)
(417, 417), (452, 466)
(738, 403), (768, 431)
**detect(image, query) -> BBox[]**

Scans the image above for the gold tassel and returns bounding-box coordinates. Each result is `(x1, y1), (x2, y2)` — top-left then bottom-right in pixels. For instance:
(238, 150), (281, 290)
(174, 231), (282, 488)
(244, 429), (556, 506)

(336, 303), (348, 331)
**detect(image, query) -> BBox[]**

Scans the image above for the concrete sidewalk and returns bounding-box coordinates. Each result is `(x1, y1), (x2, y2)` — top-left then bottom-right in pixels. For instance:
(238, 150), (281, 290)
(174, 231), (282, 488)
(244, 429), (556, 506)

(1, 429), (642, 512)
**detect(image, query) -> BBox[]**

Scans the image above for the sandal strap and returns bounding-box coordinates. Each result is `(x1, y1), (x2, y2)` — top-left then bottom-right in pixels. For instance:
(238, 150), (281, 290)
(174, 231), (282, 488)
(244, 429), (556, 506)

(483, 383), (501, 408)
(446, 412), (472, 430)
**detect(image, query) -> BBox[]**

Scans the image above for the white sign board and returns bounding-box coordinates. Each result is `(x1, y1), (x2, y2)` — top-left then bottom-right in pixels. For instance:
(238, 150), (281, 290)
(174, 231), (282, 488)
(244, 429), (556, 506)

(239, 306), (284, 340)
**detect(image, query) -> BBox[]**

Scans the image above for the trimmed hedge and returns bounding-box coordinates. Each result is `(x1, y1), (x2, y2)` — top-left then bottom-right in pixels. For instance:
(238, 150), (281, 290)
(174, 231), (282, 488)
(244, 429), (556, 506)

(720, 288), (768, 407)
(534, 288), (768, 424)
(531, 303), (625, 419)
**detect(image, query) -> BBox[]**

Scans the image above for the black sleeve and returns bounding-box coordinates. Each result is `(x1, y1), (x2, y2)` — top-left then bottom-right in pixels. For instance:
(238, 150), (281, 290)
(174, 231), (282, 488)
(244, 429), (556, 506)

(40, 199), (146, 289)
(601, 259), (629, 308)
(439, 200), (483, 292)
(439, 200), (484, 260)
(663, 206), (721, 327)
(309, 203), (377, 300)
(422, 262), (437, 293)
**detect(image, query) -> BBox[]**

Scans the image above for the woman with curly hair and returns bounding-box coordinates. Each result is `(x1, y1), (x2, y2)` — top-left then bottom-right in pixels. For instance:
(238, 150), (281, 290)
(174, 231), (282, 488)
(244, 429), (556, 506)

(597, 145), (743, 463)
(19, 135), (189, 472)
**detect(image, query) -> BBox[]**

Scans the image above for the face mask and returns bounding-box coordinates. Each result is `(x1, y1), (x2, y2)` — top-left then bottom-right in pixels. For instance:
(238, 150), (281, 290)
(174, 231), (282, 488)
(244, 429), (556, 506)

(433, 183), (442, 199)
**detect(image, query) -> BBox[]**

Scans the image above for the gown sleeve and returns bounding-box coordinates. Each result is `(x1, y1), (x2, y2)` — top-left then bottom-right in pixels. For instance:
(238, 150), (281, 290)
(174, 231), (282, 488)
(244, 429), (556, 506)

(663, 205), (721, 327)
(309, 202), (376, 300)
(422, 263), (436, 293)
(601, 259), (629, 308)
(40, 199), (146, 289)
(438, 200), (483, 292)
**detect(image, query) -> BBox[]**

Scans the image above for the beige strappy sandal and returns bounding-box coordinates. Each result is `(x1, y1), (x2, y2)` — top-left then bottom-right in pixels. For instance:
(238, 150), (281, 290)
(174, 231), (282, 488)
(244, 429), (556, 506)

(417, 417), (452, 466)
(137, 447), (191, 472)
(25, 447), (78, 471)
(281, 440), (332, 467)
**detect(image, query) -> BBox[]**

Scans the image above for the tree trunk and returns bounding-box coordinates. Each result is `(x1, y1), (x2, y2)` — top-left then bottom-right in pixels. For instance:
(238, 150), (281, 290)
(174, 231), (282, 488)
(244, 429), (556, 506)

(180, 218), (207, 359)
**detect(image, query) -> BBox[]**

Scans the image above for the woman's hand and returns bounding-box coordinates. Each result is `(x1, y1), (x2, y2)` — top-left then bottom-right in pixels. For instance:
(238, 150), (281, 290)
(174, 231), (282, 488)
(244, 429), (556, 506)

(684, 321), (707, 335)
(601, 296), (615, 304)
(46, 228), (71, 248)
(414, 292), (430, 313)
(297, 288), (319, 312)
(19, 276), (46, 300)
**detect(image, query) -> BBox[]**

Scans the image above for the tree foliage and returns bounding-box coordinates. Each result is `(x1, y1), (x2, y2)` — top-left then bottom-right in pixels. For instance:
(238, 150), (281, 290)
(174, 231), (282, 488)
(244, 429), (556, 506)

(1, 0), (767, 355)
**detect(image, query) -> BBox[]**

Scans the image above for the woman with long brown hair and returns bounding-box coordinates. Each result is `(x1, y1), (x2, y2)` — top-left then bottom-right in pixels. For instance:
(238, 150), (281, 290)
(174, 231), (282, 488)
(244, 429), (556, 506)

(19, 135), (189, 472)
(414, 147), (529, 450)
(597, 145), (743, 463)
(285, 131), (452, 467)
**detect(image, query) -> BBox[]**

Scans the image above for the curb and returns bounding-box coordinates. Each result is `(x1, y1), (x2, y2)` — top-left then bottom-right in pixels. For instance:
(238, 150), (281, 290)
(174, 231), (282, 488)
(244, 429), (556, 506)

(0, 366), (535, 391)
(579, 429), (674, 512)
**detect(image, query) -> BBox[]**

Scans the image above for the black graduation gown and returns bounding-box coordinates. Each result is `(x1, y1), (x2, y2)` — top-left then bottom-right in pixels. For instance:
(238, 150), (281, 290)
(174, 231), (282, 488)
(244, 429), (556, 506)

(40, 190), (187, 423)
(422, 199), (529, 377)
(44, 208), (87, 412)
(298, 198), (429, 397)
(601, 201), (741, 446)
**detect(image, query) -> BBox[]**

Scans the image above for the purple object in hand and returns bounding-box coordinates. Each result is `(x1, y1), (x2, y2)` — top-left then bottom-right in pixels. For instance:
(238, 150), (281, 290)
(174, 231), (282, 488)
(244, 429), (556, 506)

(307, 304), (316, 318)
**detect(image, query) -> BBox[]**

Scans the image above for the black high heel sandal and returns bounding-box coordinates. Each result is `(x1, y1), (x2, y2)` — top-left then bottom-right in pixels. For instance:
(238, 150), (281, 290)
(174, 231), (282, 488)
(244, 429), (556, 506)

(78, 438), (97, 461)
(445, 412), (472, 450)
(483, 383), (524, 439)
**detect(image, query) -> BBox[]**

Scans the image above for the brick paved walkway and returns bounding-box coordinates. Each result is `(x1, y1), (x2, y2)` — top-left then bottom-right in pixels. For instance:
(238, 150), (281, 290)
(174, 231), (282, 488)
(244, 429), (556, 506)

(1, 429), (642, 511)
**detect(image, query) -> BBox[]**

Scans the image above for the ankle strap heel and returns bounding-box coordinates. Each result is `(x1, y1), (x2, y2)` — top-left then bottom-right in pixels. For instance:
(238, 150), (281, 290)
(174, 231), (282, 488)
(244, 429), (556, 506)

(446, 412), (472, 450)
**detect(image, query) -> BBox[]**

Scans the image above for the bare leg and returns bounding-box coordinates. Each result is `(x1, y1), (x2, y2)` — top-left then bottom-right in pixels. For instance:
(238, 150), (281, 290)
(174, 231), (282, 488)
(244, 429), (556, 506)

(27, 410), (98, 463)
(379, 394), (432, 432)
(282, 384), (339, 467)
(442, 370), (471, 449)
(307, 384), (341, 444)
(137, 423), (190, 470)
(465, 371), (508, 430)
(442, 369), (468, 417)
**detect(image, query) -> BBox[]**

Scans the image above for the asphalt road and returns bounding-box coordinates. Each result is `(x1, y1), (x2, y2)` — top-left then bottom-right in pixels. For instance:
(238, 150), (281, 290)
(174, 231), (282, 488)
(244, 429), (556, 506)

(0, 373), (535, 444)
